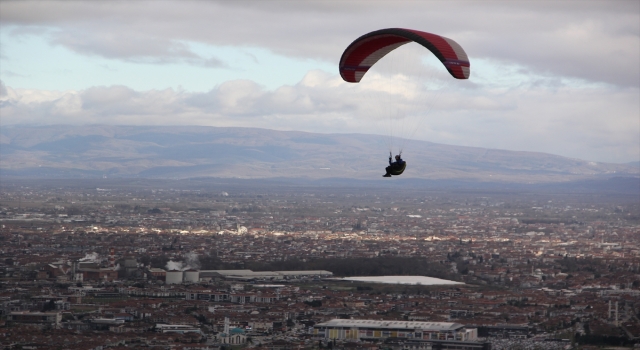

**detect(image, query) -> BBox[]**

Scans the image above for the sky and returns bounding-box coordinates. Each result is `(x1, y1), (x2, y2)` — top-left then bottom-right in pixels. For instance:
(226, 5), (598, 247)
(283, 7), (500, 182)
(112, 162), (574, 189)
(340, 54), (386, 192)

(1, 0), (638, 164)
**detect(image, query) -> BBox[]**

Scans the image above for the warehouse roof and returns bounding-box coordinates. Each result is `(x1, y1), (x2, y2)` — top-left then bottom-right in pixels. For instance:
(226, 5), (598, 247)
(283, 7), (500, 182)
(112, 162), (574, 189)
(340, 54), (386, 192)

(315, 319), (465, 332)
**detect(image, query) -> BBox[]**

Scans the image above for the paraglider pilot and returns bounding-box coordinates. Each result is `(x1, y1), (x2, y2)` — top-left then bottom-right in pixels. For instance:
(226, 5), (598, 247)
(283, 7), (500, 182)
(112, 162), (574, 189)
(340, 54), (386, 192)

(383, 154), (405, 177)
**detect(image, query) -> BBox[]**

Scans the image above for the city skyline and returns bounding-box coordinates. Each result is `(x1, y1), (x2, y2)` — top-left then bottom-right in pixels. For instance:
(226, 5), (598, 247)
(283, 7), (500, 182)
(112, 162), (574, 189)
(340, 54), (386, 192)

(0, 179), (638, 348)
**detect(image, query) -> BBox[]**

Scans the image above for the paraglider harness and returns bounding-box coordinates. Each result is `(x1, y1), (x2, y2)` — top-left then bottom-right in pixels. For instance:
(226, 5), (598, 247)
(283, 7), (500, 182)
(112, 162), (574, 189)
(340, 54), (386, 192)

(384, 152), (406, 177)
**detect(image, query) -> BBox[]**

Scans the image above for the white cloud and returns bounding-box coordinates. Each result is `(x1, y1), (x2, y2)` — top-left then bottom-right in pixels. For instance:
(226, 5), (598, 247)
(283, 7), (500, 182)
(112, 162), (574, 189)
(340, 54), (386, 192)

(1, 69), (638, 163)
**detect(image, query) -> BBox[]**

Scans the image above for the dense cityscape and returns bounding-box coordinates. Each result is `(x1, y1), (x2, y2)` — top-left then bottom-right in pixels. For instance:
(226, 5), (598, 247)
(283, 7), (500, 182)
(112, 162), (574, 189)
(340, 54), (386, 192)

(1, 179), (639, 349)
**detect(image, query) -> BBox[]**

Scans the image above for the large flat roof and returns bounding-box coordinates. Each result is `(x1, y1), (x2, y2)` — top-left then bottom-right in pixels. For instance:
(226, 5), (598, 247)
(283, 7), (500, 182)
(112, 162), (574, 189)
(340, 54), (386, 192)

(199, 270), (281, 278)
(199, 270), (333, 277)
(274, 270), (332, 275)
(315, 319), (465, 332)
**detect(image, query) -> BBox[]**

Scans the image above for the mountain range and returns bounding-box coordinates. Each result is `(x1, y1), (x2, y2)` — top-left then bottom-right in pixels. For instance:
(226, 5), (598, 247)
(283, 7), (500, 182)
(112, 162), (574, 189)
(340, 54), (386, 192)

(1, 125), (638, 186)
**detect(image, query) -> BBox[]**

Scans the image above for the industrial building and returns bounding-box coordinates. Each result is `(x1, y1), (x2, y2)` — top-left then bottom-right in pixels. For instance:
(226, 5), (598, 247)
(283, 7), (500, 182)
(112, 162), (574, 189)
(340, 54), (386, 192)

(200, 269), (332, 281)
(165, 270), (184, 284)
(156, 324), (203, 335)
(161, 269), (333, 284)
(71, 261), (118, 282)
(8, 311), (62, 327)
(384, 339), (491, 350)
(313, 319), (478, 342)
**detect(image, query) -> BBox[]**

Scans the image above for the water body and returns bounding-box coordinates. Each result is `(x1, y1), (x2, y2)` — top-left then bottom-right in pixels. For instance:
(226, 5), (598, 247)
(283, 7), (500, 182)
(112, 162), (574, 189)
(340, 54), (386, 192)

(336, 276), (463, 285)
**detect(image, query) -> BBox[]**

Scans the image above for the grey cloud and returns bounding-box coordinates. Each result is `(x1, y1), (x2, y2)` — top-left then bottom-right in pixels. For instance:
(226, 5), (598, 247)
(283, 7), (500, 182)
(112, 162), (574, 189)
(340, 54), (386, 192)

(99, 64), (118, 72)
(1, 70), (28, 78)
(196, 56), (228, 68)
(0, 19), (224, 68)
(50, 27), (197, 60)
(2, 1), (637, 86)
(80, 85), (187, 118)
(40, 24), (229, 68)
(80, 85), (140, 112)
(0, 80), (7, 97)
(5, 25), (50, 38)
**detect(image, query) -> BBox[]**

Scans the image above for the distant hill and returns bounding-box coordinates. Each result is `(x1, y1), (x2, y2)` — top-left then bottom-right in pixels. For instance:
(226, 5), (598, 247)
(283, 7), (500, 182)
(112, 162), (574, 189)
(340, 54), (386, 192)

(1, 125), (638, 185)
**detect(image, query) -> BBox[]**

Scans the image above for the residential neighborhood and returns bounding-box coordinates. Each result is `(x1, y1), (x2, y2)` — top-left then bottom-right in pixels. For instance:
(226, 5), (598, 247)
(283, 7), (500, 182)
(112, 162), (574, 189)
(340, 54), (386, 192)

(1, 181), (639, 349)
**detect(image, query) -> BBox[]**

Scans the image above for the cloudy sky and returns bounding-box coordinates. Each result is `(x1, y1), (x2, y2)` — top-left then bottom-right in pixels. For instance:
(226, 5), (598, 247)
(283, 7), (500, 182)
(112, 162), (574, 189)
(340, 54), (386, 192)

(1, 0), (638, 163)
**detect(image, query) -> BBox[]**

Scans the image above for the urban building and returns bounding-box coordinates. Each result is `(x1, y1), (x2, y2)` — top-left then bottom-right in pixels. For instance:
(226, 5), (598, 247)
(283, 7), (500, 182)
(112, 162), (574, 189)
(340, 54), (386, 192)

(313, 319), (478, 342)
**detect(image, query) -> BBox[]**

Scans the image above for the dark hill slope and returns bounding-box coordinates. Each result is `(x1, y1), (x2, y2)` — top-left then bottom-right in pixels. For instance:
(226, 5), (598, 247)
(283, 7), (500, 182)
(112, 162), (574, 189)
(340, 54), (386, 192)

(1, 125), (637, 183)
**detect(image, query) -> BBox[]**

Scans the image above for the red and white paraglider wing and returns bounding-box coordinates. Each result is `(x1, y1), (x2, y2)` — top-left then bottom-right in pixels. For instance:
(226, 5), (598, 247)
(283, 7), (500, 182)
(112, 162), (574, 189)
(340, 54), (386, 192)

(339, 28), (470, 83)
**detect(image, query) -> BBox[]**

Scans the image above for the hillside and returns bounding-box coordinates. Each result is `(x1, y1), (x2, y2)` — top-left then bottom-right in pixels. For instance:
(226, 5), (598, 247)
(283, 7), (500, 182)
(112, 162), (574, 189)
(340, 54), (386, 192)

(1, 125), (638, 183)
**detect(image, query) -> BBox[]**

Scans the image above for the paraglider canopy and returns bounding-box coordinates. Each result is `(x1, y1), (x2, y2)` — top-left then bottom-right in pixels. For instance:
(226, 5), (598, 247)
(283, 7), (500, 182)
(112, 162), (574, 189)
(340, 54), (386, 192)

(339, 28), (470, 83)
